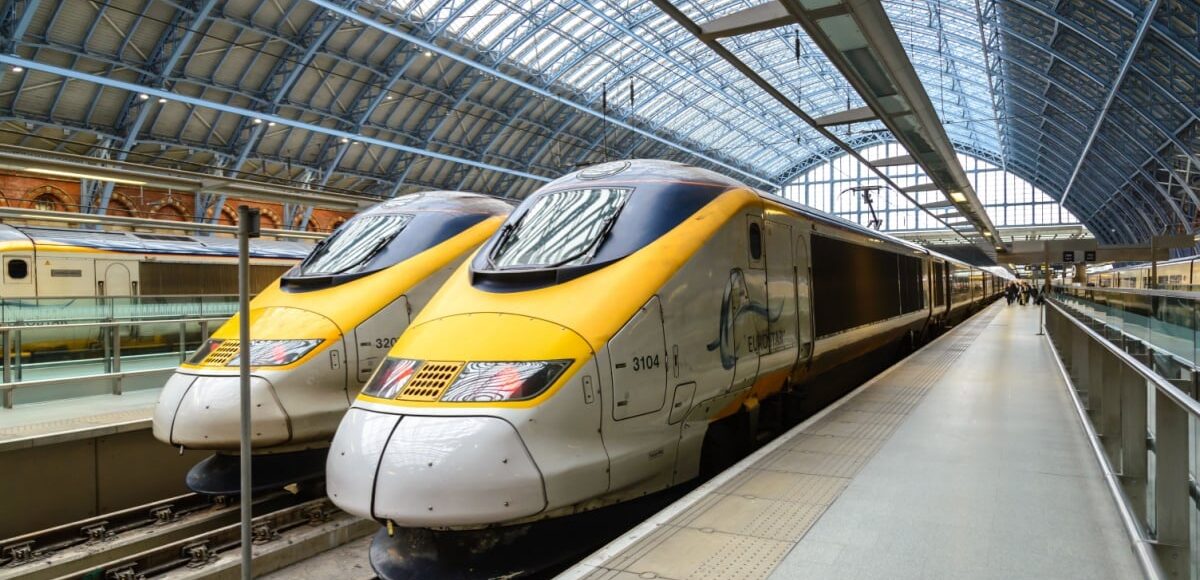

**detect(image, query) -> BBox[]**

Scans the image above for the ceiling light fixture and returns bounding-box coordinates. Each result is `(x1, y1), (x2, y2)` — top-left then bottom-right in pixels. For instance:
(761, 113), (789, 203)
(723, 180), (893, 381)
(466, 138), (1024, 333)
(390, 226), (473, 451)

(10, 65), (22, 73)
(24, 167), (146, 185)
(138, 93), (150, 100)
(949, 191), (967, 203)
(157, 97), (167, 104)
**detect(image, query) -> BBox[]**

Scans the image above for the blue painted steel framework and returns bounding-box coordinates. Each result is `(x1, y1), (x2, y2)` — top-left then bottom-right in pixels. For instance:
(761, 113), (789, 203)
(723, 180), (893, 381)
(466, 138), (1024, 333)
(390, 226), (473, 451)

(0, 0), (1196, 244)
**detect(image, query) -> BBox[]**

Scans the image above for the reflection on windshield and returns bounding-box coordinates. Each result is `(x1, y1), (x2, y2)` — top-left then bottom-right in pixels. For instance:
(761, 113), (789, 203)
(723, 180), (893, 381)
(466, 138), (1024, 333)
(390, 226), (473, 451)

(491, 188), (630, 269)
(299, 214), (413, 275)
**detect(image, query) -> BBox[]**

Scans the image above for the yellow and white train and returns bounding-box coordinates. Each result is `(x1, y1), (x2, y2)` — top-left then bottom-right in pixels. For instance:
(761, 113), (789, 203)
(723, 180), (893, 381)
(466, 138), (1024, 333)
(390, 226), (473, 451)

(325, 160), (1005, 576)
(151, 191), (511, 493)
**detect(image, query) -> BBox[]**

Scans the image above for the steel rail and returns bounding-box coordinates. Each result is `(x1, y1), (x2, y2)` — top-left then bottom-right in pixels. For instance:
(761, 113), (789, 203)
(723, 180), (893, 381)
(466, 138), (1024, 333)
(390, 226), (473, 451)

(0, 490), (304, 580)
(83, 497), (351, 580)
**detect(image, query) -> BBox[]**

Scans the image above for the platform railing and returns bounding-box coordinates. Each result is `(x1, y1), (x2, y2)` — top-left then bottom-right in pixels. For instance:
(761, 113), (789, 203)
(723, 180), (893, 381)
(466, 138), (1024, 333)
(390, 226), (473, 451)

(1052, 285), (1200, 373)
(1044, 297), (1198, 580)
(0, 316), (227, 408)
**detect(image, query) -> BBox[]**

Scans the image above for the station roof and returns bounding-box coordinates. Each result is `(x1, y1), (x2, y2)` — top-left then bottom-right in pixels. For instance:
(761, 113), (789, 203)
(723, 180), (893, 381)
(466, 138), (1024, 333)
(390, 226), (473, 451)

(0, 0), (1195, 245)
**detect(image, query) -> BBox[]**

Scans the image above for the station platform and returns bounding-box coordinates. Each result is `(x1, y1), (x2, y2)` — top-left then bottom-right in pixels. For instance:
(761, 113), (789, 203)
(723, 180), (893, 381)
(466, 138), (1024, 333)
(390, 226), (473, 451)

(565, 302), (1141, 580)
(0, 388), (157, 451)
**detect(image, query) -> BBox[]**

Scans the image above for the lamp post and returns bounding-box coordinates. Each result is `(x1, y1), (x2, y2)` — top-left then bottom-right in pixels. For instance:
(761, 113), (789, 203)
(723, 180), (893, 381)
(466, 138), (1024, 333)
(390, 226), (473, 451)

(237, 205), (260, 580)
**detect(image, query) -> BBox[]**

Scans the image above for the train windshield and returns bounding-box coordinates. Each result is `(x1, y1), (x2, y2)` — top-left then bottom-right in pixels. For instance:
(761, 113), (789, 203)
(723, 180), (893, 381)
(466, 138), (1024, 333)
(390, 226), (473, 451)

(489, 188), (630, 269)
(299, 214), (413, 276)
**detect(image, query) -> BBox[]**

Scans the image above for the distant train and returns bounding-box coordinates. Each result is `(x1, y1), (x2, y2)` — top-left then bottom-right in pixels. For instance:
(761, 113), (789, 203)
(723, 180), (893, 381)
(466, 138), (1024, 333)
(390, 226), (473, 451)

(0, 224), (310, 361)
(325, 160), (1006, 577)
(1087, 256), (1200, 291)
(152, 192), (513, 493)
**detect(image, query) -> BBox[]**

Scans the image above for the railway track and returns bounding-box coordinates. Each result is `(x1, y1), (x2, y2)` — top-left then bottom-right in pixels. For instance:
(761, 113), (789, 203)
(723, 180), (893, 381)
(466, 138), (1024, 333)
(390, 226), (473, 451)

(0, 485), (370, 580)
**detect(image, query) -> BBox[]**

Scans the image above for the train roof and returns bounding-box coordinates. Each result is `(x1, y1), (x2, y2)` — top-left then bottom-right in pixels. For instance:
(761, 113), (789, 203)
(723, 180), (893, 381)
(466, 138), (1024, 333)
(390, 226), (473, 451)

(1098, 254), (1196, 274)
(552, 160), (990, 273)
(0, 223), (313, 259)
(362, 190), (514, 216)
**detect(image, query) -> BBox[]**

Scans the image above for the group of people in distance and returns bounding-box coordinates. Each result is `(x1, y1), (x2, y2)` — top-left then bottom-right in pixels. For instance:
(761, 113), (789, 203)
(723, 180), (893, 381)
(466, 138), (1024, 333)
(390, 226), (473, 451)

(1005, 281), (1041, 306)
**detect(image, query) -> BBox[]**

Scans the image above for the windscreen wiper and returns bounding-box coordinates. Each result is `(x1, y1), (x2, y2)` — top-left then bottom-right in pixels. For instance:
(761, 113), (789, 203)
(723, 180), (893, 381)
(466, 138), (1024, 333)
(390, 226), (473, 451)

(485, 223), (514, 269)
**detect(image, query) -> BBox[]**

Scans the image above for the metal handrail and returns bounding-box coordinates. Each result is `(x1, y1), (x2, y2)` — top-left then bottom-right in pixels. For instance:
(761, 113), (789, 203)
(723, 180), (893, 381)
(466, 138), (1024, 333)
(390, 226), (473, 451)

(1048, 298), (1200, 417)
(0, 316), (229, 333)
(1, 368), (173, 391)
(1041, 306), (1166, 580)
(1045, 297), (1199, 579)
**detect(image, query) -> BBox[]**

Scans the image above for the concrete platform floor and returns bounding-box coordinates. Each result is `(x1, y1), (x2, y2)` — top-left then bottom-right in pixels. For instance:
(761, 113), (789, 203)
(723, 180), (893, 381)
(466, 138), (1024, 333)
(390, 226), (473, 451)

(565, 302), (1141, 580)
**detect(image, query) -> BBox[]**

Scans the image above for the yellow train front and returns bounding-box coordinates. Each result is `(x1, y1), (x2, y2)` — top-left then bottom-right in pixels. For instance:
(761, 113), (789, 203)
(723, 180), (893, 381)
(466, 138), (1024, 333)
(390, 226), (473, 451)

(326, 160), (1003, 577)
(152, 191), (510, 493)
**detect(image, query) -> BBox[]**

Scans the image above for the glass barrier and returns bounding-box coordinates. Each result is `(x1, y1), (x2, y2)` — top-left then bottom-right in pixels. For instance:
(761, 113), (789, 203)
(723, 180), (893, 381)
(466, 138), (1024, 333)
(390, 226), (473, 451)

(0, 295), (241, 326)
(0, 317), (222, 400)
(1052, 285), (1199, 371)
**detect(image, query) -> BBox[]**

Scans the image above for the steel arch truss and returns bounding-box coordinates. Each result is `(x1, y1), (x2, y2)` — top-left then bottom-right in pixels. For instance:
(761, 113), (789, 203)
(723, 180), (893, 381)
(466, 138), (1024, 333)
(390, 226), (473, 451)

(981, 0), (1200, 244)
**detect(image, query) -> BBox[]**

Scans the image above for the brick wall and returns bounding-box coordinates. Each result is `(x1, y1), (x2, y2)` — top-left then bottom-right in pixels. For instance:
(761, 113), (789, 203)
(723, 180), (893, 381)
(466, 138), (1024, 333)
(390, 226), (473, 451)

(0, 171), (355, 232)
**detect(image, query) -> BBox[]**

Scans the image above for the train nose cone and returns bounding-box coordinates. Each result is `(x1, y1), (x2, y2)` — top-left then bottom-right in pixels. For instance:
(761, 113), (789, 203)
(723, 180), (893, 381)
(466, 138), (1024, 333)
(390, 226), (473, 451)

(154, 372), (291, 448)
(328, 409), (546, 527)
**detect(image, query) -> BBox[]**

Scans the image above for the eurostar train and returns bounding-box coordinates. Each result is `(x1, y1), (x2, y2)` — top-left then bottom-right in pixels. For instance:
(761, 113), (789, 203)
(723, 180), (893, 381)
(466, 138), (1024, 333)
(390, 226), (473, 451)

(1087, 256), (1200, 291)
(152, 192), (512, 493)
(0, 224), (308, 361)
(325, 160), (1006, 577)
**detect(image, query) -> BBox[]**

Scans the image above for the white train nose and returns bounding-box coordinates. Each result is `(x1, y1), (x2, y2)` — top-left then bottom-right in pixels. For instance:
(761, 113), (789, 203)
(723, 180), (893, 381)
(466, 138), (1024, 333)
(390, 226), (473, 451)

(153, 372), (291, 448)
(327, 408), (546, 527)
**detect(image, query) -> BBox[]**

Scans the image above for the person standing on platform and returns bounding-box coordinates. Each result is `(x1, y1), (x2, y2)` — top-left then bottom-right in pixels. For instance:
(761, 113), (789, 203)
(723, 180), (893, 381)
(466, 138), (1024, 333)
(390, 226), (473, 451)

(1006, 282), (1017, 305)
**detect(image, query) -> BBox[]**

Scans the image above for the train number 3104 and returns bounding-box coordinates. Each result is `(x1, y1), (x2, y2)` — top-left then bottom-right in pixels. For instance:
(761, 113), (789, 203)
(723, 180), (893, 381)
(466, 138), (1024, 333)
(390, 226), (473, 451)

(631, 354), (661, 372)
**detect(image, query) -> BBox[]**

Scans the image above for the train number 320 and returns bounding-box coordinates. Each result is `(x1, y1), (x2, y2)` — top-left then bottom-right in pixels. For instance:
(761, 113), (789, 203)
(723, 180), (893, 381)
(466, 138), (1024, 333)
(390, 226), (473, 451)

(374, 337), (398, 349)
(631, 354), (661, 371)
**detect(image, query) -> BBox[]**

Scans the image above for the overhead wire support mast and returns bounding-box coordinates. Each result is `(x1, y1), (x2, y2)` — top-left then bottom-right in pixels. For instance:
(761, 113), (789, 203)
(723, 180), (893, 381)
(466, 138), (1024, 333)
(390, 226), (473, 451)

(644, 0), (975, 247)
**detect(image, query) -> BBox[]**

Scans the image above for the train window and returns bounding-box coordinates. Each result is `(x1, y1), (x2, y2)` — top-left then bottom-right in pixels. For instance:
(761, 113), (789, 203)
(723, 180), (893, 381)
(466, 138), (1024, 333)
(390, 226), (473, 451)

(490, 187), (631, 269)
(6, 259), (27, 280)
(298, 213), (414, 276)
(748, 222), (762, 261)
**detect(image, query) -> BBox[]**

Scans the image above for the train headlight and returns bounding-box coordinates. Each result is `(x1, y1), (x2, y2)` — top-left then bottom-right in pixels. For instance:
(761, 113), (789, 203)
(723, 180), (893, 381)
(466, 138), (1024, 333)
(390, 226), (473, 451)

(440, 360), (572, 402)
(361, 358), (421, 399)
(227, 339), (324, 367)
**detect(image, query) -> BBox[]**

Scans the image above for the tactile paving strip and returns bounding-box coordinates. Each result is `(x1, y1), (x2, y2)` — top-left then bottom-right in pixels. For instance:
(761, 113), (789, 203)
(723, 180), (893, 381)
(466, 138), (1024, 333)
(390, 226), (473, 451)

(576, 305), (1001, 580)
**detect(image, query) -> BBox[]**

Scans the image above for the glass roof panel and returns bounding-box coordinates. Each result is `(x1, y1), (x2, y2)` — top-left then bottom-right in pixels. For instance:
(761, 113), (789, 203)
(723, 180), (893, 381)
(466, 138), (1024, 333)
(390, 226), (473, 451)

(377, 0), (1004, 184)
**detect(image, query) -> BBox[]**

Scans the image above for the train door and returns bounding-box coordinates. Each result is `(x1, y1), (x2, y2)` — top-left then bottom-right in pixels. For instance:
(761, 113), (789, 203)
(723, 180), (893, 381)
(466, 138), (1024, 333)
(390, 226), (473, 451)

(603, 295), (672, 492)
(351, 296), (410, 392)
(95, 261), (135, 296)
(1, 254), (35, 298)
(761, 219), (798, 374)
(731, 216), (766, 391)
(794, 231), (814, 363)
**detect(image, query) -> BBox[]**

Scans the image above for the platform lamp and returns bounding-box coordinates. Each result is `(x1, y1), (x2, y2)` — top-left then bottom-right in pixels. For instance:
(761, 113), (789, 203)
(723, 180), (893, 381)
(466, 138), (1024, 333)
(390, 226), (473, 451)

(237, 205), (260, 580)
